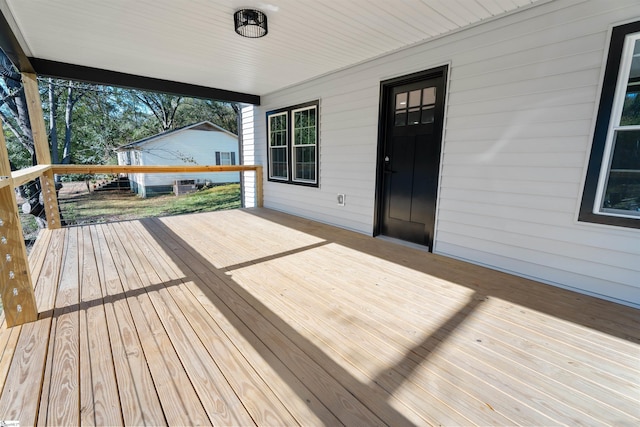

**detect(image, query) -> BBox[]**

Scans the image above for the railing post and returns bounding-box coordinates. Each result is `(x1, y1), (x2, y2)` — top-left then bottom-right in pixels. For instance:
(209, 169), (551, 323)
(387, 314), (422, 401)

(0, 120), (38, 327)
(255, 166), (263, 207)
(22, 72), (61, 229)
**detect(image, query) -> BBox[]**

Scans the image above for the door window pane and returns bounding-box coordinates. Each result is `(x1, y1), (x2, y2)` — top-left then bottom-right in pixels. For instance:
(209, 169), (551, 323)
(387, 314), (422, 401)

(395, 92), (407, 110)
(421, 107), (435, 124)
(422, 87), (436, 105)
(408, 108), (421, 125)
(395, 86), (438, 126)
(395, 111), (407, 126)
(409, 90), (422, 108)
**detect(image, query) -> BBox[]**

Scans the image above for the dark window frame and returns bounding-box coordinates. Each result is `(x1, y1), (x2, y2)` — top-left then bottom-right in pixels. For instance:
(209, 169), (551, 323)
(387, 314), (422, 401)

(579, 21), (640, 229)
(266, 100), (319, 187)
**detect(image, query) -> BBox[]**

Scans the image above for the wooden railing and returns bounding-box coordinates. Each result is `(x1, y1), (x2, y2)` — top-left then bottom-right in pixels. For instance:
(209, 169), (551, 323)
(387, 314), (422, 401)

(0, 72), (263, 328)
(51, 164), (263, 208)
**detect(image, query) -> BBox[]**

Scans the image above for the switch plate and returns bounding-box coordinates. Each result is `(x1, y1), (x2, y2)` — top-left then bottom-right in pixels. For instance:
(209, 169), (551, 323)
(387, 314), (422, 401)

(337, 194), (346, 206)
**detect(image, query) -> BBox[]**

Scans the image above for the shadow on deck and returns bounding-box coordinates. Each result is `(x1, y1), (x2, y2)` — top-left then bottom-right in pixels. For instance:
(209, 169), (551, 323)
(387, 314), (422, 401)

(0, 208), (637, 426)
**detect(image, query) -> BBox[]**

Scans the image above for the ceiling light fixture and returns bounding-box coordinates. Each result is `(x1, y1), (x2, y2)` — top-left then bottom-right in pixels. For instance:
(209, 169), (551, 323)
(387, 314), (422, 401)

(234, 9), (268, 38)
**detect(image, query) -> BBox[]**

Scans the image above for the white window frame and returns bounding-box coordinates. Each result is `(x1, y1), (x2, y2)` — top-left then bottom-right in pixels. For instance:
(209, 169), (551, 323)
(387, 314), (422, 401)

(580, 21), (640, 229)
(268, 111), (289, 181)
(219, 151), (232, 165)
(594, 32), (640, 219)
(291, 105), (318, 184)
(266, 100), (319, 187)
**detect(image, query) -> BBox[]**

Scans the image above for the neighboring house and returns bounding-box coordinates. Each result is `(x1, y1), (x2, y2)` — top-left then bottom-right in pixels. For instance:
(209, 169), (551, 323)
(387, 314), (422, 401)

(240, 0), (640, 308)
(116, 121), (239, 197)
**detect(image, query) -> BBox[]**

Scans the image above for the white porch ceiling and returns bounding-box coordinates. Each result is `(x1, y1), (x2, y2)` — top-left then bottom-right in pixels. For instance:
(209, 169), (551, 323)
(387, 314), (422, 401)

(2, 0), (545, 97)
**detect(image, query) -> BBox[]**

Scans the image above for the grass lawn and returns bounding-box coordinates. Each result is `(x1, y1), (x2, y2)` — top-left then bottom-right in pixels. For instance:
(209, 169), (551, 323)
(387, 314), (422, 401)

(59, 183), (241, 225)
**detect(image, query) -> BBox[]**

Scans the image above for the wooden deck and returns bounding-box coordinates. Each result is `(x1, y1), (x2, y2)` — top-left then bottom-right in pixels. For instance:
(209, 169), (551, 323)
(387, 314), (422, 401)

(0, 208), (637, 426)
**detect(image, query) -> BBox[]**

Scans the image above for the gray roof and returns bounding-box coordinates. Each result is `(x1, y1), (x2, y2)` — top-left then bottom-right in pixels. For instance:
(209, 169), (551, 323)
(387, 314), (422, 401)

(115, 121), (236, 151)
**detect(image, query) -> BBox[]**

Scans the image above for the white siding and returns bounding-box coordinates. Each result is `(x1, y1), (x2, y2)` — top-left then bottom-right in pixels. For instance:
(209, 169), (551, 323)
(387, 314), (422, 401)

(244, 0), (640, 307)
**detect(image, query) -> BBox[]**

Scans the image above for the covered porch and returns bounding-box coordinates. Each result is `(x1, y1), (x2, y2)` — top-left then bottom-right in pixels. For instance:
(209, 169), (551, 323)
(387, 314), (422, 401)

(0, 208), (637, 426)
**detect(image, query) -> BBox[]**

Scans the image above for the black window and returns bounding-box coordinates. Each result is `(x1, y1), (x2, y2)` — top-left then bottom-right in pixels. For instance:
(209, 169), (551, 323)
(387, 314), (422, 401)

(266, 100), (319, 186)
(579, 21), (640, 228)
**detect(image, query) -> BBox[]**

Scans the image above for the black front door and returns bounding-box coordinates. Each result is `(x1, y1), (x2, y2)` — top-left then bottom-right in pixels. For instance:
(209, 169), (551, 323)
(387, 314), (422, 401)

(378, 68), (447, 250)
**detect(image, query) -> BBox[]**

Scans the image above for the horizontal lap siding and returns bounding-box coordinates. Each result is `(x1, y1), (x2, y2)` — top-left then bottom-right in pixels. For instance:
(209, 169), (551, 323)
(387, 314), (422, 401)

(257, 85), (380, 233)
(439, 0), (640, 307)
(247, 0), (640, 306)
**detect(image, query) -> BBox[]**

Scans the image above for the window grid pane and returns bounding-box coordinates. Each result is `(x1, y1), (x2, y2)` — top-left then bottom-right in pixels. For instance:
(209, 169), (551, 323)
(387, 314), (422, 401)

(220, 152), (232, 165)
(293, 106), (317, 182)
(602, 129), (640, 215)
(621, 39), (640, 126)
(295, 146), (316, 181)
(270, 146), (288, 179)
(269, 113), (287, 147)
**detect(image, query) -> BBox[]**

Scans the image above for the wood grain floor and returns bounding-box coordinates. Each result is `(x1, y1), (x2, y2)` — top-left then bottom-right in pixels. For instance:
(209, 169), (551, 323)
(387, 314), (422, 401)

(0, 208), (637, 426)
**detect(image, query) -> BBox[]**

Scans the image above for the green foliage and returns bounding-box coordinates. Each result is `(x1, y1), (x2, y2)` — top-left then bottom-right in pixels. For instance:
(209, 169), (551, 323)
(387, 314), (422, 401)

(5, 132), (31, 169)
(621, 92), (640, 126)
(6, 76), (239, 170)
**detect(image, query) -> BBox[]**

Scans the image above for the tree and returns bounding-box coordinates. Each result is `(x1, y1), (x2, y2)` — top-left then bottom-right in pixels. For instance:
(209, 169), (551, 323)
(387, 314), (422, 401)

(178, 98), (239, 134)
(48, 78), (60, 164)
(131, 91), (183, 132)
(61, 80), (89, 163)
(0, 53), (34, 161)
(0, 53), (53, 227)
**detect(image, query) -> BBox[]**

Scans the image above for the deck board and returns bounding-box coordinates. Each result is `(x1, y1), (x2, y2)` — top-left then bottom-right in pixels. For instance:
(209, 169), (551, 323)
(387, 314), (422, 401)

(103, 222), (210, 426)
(91, 224), (165, 426)
(0, 208), (638, 426)
(118, 221), (259, 426)
(142, 217), (386, 426)
(79, 226), (122, 426)
(47, 227), (80, 426)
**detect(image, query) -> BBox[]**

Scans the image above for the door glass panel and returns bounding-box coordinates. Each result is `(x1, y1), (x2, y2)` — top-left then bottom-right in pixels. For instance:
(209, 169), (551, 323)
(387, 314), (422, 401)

(409, 90), (422, 108)
(396, 92), (408, 110)
(395, 111), (407, 126)
(422, 87), (436, 105)
(421, 107), (434, 124)
(408, 108), (421, 125)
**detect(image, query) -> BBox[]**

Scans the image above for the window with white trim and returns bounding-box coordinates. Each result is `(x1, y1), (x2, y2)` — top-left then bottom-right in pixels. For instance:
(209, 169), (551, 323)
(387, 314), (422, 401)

(267, 100), (319, 186)
(215, 151), (235, 165)
(292, 106), (317, 183)
(268, 112), (288, 180)
(580, 21), (640, 228)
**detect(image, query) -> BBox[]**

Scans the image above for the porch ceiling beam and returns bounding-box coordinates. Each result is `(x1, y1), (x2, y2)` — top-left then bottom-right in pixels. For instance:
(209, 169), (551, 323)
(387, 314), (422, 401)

(0, 9), (260, 105)
(28, 58), (261, 105)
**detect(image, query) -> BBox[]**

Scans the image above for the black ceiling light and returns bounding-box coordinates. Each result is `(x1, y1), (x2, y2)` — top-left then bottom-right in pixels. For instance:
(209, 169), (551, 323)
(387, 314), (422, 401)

(234, 9), (268, 38)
